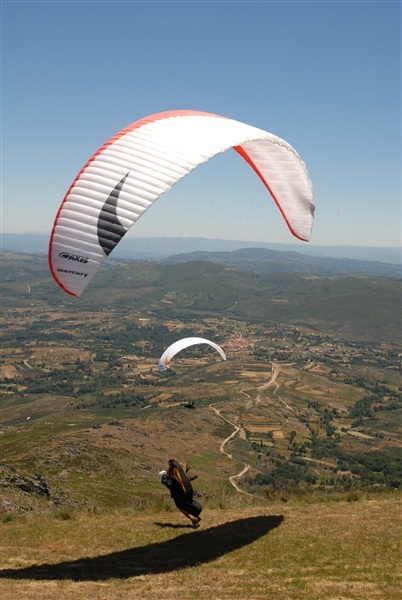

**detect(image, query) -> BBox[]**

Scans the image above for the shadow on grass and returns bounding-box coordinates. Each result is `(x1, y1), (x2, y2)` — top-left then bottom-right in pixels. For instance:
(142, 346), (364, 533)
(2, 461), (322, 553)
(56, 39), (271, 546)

(153, 521), (193, 529)
(0, 515), (283, 581)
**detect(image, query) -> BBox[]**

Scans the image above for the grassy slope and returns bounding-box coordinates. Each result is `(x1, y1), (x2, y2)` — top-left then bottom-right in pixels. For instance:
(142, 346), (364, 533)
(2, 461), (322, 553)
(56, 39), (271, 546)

(0, 495), (400, 599)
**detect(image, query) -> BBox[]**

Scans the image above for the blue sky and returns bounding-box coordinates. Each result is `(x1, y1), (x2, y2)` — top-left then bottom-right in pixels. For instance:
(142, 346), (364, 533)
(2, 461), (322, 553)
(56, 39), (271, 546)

(2, 0), (401, 248)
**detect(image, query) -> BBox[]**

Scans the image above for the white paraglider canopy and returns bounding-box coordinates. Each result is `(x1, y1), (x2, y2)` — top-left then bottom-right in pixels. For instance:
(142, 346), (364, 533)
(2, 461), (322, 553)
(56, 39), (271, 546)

(49, 109), (314, 298)
(158, 337), (226, 372)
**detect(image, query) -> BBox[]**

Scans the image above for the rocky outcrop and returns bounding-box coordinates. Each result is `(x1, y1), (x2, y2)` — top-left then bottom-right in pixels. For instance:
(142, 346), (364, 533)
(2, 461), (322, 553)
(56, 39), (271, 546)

(0, 463), (78, 514)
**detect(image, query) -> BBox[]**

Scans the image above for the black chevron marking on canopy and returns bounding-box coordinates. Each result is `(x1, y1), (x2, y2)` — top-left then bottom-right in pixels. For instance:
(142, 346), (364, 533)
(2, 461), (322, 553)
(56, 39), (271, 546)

(97, 173), (130, 256)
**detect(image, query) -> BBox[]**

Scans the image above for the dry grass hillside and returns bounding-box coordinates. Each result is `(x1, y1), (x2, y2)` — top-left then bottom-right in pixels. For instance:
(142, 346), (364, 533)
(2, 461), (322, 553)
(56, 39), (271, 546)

(0, 495), (400, 599)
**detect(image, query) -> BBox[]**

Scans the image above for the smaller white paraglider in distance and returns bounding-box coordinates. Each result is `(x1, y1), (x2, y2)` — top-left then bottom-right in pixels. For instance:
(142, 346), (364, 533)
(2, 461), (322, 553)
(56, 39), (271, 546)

(158, 337), (226, 373)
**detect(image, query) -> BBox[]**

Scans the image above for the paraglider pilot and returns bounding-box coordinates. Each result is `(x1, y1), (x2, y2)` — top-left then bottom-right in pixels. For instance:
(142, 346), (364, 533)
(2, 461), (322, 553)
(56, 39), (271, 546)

(158, 459), (202, 528)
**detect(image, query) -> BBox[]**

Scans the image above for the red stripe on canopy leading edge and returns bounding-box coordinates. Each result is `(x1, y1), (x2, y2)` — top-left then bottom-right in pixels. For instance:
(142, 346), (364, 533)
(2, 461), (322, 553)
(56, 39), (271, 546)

(233, 145), (308, 243)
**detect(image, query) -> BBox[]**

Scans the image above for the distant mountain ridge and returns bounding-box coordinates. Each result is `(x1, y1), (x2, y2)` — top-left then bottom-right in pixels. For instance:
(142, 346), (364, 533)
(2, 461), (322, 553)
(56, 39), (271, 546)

(162, 247), (401, 277)
(2, 252), (400, 342)
(2, 232), (401, 266)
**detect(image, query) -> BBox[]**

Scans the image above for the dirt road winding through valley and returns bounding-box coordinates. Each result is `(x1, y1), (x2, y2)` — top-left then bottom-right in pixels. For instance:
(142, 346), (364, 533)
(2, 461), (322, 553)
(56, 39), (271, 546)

(210, 362), (281, 495)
